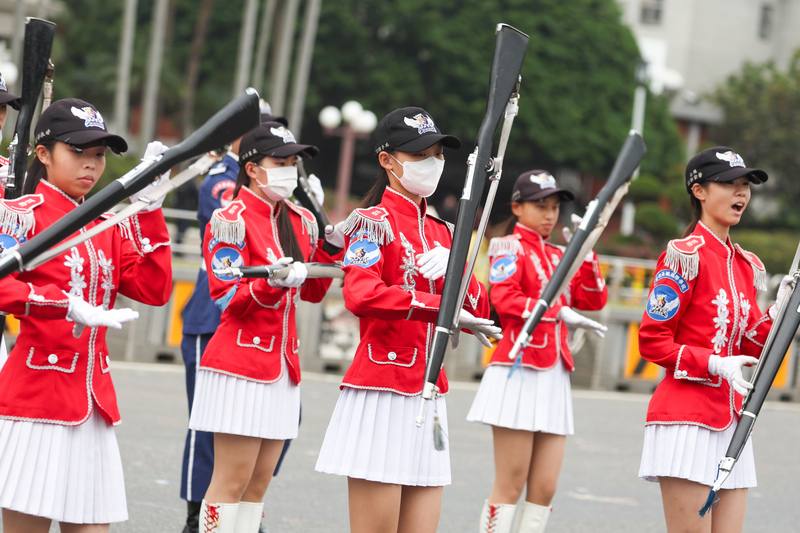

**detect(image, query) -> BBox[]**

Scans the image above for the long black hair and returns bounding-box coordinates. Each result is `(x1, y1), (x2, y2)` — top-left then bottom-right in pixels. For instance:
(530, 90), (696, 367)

(21, 140), (56, 196)
(682, 188), (703, 237)
(233, 160), (305, 261)
(361, 149), (395, 207)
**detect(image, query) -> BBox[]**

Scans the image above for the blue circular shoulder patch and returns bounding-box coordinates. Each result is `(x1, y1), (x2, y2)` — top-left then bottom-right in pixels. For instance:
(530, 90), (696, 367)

(0, 233), (20, 256)
(211, 247), (244, 281)
(646, 284), (681, 321)
(489, 254), (517, 283)
(344, 238), (381, 268)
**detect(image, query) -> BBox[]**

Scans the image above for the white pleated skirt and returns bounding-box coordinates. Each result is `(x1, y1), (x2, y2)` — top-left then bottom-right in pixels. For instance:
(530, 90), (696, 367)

(0, 411), (127, 524)
(315, 388), (451, 486)
(466, 363), (574, 435)
(639, 422), (757, 489)
(189, 368), (300, 440)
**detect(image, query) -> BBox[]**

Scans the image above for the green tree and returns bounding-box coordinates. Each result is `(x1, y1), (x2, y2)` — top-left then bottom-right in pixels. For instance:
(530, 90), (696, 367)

(712, 51), (800, 228)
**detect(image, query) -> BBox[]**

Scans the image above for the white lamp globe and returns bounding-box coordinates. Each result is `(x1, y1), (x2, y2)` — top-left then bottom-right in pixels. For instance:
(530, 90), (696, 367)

(318, 105), (342, 129)
(352, 110), (377, 134)
(341, 100), (363, 124)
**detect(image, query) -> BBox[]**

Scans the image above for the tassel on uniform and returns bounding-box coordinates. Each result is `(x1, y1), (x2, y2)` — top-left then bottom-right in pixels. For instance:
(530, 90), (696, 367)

(342, 208), (394, 245)
(664, 242), (699, 281)
(488, 235), (522, 258)
(0, 201), (36, 239)
(432, 398), (446, 451)
(211, 206), (246, 245)
(750, 262), (767, 292)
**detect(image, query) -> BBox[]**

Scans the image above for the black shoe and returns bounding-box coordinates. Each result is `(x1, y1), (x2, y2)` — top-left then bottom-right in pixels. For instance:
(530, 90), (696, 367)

(184, 500), (201, 533)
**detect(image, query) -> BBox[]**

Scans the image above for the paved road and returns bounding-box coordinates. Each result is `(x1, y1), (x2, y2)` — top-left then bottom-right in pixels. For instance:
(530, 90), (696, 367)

(7, 362), (800, 532)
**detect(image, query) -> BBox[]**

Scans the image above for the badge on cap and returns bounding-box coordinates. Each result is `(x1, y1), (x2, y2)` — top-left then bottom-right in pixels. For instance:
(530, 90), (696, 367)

(529, 172), (556, 190)
(0, 74), (6, 92)
(715, 150), (745, 168)
(71, 106), (105, 129)
(403, 113), (437, 135)
(270, 126), (296, 144)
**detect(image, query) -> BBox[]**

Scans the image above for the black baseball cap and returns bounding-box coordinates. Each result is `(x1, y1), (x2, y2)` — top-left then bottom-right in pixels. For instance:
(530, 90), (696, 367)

(34, 98), (127, 153)
(239, 121), (319, 163)
(373, 106), (460, 154)
(685, 146), (767, 191)
(0, 72), (20, 110)
(511, 170), (574, 203)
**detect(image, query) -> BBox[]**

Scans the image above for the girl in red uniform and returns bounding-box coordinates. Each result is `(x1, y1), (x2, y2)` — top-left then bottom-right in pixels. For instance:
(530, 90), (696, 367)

(467, 170), (608, 533)
(190, 122), (339, 532)
(638, 147), (783, 532)
(315, 106), (499, 533)
(0, 99), (173, 532)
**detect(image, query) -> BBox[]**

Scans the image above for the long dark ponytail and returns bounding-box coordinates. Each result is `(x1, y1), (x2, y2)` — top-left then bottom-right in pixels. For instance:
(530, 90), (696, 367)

(361, 149), (394, 207)
(21, 140), (55, 195)
(233, 162), (305, 261)
(682, 190), (703, 237)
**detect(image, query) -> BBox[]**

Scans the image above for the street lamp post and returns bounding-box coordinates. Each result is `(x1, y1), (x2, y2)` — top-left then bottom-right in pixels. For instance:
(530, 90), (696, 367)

(620, 59), (649, 237)
(318, 100), (377, 221)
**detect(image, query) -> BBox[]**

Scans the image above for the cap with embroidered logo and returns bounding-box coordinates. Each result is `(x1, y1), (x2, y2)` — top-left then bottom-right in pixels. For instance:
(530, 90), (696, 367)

(685, 146), (767, 192)
(373, 106), (460, 154)
(33, 98), (127, 153)
(511, 170), (574, 203)
(0, 72), (20, 110)
(239, 121), (319, 163)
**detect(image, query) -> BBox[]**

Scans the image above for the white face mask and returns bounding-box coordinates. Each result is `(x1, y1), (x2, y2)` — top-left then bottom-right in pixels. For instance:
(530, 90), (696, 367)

(254, 165), (298, 201)
(390, 155), (444, 198)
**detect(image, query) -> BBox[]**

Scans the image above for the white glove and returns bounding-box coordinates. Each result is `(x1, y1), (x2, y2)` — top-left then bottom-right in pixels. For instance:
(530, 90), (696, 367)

(325, 220), (347, 249)
(557, 306), (607, 337)
(458, 309), (502, 347)
(307, 174), (325, 206)
(416, 245), (449, 280)
(561, 214), (594, 262)
(268, 257), (308, 288)
(66, 294), (139, 329)
(708, 354), (758, 395)
(133, 141), (171, 211)
(769, 275), (794, 320)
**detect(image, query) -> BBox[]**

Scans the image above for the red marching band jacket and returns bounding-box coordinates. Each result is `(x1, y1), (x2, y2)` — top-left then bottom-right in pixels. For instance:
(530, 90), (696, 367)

(0, 180), (173, 425)
(487, 223), (608, 370)
(639, 221), (774, 430)
(200, 186), (339, 384)
(339, 186), (490, 396)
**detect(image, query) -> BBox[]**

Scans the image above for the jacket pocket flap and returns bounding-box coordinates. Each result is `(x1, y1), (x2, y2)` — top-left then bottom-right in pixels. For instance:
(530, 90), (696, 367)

(26, 347), (79, 373)
(367, 344), (417, 367)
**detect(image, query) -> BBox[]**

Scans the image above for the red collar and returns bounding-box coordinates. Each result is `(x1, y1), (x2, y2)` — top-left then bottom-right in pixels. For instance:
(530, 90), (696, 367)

(380, 186), (427, 221)
(513, 223), (547, 248)
(37, 180), (81, 213)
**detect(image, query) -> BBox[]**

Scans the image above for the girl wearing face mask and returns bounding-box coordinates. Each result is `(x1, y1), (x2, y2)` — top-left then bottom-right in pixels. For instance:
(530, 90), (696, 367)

(0, 98), (172, 532)
(315, 106), (499, 533)
(638, 147), (784, 532)
(467, 170), (608, 533)
(190, 122), (340, 531)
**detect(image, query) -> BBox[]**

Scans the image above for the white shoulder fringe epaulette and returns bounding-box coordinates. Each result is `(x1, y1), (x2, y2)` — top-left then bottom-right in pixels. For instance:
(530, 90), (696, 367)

(210, 204), (246, 245)
(488, 234), (522, 258)
(342, 208), (394, 245)
(0, 199), (36, 239)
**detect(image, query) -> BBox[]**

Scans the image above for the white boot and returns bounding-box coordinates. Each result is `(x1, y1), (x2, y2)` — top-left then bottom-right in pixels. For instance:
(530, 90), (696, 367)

(516, 501), (551, 533)
(235, 500), (264, 532)
(200, 500), (240, 533)
(479, 499), (516, 533)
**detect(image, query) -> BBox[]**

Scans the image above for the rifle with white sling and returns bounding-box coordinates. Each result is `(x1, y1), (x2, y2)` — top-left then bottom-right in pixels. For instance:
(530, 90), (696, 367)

(0, 89), (261, 280)
(417, 23), (528, 429)
(506, 131), (646, 364)
(699, 244), (800, 516)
